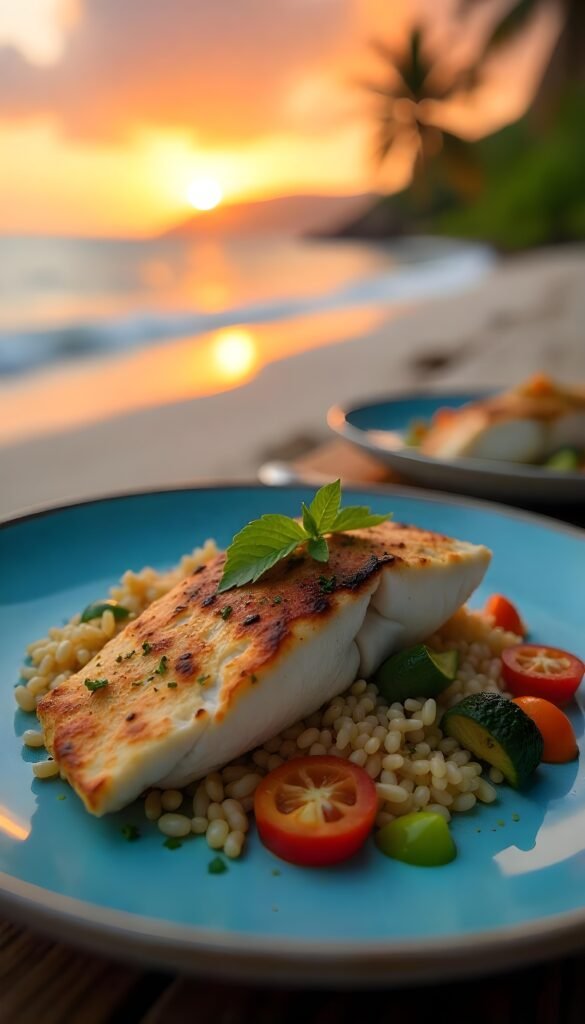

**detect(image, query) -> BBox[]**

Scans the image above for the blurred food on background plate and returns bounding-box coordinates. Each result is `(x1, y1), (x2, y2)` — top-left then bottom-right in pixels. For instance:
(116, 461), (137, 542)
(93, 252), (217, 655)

(408, 375), (585, 468)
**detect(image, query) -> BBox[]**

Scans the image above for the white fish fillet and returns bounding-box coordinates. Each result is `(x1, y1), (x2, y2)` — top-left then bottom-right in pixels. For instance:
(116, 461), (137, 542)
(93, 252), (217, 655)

(38, 522), (491, 814)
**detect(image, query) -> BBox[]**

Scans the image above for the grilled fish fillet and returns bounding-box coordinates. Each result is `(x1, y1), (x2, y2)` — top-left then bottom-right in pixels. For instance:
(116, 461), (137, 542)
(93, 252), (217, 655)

(38, 522), (491, 815)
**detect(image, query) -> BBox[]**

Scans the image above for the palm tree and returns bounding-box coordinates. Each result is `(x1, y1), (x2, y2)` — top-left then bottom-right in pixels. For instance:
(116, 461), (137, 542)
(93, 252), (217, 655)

(362, 2), (583, 202)
(359, 27), (482, 203)
(460, 0), (585, 119)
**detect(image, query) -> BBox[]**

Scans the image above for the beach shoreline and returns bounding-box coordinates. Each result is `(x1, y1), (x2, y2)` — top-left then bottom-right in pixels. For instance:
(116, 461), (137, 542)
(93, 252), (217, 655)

(1, 244), (583, 520)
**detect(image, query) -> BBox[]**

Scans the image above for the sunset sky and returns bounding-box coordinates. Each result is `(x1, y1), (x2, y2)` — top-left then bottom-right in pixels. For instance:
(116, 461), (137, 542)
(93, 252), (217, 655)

(0, 0), (560, 237)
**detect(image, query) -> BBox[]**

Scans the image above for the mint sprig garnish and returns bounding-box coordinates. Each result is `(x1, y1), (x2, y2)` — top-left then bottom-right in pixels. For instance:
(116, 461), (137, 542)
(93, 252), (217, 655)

(218, 480), (390, 592)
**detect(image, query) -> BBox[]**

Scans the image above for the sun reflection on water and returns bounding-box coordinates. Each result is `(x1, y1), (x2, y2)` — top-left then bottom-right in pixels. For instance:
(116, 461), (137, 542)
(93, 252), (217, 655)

(211, 327), (257, 382)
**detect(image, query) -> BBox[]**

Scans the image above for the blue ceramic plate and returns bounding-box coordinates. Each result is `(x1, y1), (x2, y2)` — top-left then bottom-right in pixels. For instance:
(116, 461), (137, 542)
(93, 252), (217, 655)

(1, 485), (584, 985)
(328, 391), (585, 503)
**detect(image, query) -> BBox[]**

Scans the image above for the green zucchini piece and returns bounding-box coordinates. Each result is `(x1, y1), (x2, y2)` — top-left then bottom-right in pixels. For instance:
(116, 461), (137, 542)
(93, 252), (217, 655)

(442, 692), (543, 788)
(373, 644), (459, 703)
(80, 600), (130, 623)
(543, 447), (582, 471)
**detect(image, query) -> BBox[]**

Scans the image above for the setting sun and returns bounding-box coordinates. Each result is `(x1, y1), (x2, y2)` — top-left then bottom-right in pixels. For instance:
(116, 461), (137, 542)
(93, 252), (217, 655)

(187, 176), (223, 212)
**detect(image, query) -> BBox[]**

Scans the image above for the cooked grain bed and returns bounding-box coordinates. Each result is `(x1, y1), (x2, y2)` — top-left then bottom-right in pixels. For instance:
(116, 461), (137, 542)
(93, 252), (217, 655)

(17, 544), (520, 858)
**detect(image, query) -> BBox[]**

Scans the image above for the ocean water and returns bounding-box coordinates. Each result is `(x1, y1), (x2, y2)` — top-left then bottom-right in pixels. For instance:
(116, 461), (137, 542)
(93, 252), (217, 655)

(0, 235), (493, 376)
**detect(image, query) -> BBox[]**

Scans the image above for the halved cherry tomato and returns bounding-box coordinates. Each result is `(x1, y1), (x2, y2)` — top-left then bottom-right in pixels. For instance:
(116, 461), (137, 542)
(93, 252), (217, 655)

(254, 756), (377, 866)
(512, 697), (578, 763)
(484, 594), (526, 637)
(502, 644), (584, 706)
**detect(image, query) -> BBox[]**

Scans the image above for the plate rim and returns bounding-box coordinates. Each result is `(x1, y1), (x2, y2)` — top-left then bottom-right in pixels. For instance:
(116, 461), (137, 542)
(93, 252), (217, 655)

(1, 481), (584, 983)
(2, 479), (583, 542)
(327, 390), (585, 484)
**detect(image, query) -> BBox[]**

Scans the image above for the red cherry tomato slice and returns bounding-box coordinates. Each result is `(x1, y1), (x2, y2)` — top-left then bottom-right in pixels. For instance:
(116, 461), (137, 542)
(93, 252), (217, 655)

(484, 594), (526, 637)
(254, 756), (378, 867)
(502, 644), (584, 706)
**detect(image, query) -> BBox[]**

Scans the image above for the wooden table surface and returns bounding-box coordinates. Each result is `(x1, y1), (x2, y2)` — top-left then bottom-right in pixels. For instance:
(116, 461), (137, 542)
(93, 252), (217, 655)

(2, 440), (584, 1023)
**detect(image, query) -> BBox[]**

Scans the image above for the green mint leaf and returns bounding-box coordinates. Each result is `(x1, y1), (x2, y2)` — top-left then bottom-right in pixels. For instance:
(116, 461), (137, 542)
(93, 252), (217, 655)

(218, 514), (307, 592)
(307, 536), (329, 562)
(331, 507), (391, 532)
(301, 502), (319, 538)
(308, 479), (341, 534)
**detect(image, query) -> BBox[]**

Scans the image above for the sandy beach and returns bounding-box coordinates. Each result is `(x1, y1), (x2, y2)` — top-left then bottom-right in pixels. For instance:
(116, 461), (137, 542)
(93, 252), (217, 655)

(1, 244), (583, 520)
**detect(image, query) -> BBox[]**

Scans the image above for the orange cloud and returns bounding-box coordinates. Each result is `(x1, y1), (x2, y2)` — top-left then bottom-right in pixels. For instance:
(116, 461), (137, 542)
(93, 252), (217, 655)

(0, 0), (355, 144)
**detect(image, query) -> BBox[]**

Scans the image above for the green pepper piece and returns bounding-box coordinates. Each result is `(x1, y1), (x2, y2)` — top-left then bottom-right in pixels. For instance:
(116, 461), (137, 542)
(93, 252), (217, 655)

(376, 812), (456, 866)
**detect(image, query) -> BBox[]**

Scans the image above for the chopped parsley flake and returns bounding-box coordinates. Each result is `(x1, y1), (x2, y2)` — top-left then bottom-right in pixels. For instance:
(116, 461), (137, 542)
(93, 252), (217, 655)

(125, 650), (136, 660)
(220, 605), (233, 620)
(511, 813), (520, 822)
(115, 655), (123, 664)
(497, 819), (505, 827)
(271, 868), (281, 876)
(57, 794), (66, 801)
(318, 575), (336, 594)
(155, 655), (168, 676)
(197, 675), (210, 684)
(142, 642), (152, 655)
(163, 837), (182, 850)
(84, 677), (109, 693)
(272, 595), (283, 605)
(167, 681), (178, 689)
(208, 856), (228, 874)
(121, 824), (140, 842)
(131, 681), (144, 687)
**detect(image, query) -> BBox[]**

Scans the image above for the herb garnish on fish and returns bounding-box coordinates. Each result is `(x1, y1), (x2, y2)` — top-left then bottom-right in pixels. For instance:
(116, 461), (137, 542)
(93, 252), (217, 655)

(218, 480), (390, 592)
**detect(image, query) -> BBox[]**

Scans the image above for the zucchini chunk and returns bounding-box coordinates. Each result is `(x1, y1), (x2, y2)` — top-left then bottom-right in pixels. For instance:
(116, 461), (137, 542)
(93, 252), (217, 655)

(373, 644), (458, 703)
(442, 692), (543, 788)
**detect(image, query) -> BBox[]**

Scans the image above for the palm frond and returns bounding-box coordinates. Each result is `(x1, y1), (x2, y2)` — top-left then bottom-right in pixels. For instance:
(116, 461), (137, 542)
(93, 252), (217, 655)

(461, 0), (542, 53)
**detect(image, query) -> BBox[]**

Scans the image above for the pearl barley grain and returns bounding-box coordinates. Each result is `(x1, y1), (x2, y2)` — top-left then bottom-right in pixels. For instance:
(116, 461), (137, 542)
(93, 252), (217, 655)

(23, 729), (45, 748)
(206, 819), (229, 849)
(144, 791), (162, 821)
(161, 790), (183, 812)
(224, 830), (245, 858)
(32, 759), (60, 779)
(158, 813), (192, 838)
(15, 686), (36, 713)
